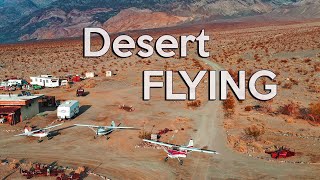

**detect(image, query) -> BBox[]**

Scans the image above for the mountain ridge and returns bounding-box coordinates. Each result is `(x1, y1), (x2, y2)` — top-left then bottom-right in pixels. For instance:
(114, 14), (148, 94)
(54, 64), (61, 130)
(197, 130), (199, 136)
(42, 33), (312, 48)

(0, 0), (319, 43)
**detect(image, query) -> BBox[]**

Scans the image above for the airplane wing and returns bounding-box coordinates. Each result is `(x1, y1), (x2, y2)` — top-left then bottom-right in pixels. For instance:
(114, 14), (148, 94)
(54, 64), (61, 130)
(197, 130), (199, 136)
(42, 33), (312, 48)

(14, 133), (28, 136)
(103, 126), (135, 129)
(14, 129), (41, 136)
(74, 124), (135, 129)
(43, 123), (63, 130)
(143, 139), (175, 148)
(74, 124), (100, 128)
(179, 147), (219, 154)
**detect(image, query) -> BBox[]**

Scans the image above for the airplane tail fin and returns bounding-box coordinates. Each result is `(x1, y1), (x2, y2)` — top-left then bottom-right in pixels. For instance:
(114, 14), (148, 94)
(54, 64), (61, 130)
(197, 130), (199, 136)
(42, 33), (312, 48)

(187, 139), (194, 147)
(111, 121), (116, 127)
(24, 126), (31, 133)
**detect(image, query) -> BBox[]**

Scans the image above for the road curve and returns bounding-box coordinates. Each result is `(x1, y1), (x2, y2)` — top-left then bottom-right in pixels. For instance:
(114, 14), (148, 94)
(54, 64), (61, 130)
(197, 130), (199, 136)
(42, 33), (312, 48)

(190, 56), (319, 179)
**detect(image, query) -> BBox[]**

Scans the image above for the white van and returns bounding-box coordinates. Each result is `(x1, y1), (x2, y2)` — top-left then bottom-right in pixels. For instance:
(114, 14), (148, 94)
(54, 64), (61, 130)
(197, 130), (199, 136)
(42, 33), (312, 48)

(57, 100), (79, 120)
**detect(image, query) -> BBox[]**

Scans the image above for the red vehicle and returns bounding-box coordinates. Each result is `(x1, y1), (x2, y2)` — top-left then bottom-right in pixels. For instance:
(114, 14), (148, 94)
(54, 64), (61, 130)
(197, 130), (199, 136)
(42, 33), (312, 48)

(266, 146), (295, 159)
(72, 75), (81, 82)
(76, 87), (85, 97)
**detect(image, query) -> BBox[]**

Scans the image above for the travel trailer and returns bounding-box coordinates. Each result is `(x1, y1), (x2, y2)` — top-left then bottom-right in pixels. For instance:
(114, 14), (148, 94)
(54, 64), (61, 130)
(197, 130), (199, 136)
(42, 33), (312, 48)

(57, 100), (79, 120)
(30, 75), (60, 88)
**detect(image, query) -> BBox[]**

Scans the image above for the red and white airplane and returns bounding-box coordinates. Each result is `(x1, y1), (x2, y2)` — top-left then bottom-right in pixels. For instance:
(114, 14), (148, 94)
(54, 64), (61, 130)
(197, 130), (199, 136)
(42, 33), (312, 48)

(143, 139), (219, 165)
(15, 123), (63, 142)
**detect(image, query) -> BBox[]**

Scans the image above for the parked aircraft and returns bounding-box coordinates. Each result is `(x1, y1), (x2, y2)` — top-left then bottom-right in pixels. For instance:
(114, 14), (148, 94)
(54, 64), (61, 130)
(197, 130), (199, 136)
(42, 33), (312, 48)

(74, 121), (135, 139)
(143, 139), (219, 165)
(15, 123), (63, 143)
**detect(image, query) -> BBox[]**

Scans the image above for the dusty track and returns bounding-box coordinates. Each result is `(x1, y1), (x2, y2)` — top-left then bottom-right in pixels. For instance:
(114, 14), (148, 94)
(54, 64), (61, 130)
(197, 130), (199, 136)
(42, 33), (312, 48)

(190, 56), (320, 179)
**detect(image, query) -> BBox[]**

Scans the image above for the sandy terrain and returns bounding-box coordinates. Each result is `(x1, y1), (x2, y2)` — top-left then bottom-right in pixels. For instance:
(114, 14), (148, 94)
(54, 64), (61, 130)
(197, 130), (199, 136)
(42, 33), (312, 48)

(0, 19), (319, 179)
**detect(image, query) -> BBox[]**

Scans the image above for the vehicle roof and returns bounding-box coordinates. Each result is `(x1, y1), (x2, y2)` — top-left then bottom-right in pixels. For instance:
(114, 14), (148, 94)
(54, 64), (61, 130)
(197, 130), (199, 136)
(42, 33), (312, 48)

(58, 100), (79, 107)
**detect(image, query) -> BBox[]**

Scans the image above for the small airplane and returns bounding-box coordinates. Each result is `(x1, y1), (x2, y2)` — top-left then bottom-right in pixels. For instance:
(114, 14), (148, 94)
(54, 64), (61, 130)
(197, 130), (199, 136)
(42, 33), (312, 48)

(15, 123), (63, 143)
(74, 121), (135, 139)
(143, 139), (219, 165)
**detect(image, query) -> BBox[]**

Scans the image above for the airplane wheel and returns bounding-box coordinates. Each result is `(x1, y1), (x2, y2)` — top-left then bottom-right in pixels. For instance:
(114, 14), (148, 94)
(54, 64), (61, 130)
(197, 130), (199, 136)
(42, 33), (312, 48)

(164, 157), (169, 162)
(38, 140), (43, 143)
(179, 160), (183, 165)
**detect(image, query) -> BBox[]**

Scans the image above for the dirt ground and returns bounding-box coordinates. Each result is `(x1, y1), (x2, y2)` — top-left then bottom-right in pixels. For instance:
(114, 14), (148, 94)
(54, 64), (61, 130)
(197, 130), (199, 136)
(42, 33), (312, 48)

(0, 20), (320, 179)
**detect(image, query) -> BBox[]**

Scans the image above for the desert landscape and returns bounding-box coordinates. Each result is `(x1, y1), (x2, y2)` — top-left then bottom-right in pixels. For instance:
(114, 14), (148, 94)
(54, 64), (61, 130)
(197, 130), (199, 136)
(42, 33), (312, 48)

(0, 17), (319, 179)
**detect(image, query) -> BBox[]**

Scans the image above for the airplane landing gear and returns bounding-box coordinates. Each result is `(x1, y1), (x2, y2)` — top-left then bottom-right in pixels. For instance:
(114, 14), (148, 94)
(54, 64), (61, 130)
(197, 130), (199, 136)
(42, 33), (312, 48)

(177, 158), (183, 165)
(164, 157), (169, 162)
(38, 139), (43, 143)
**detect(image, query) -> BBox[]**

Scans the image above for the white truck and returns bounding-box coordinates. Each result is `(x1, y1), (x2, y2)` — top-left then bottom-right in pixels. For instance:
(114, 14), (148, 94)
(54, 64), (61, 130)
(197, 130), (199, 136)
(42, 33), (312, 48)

(57, 100), (79, 120)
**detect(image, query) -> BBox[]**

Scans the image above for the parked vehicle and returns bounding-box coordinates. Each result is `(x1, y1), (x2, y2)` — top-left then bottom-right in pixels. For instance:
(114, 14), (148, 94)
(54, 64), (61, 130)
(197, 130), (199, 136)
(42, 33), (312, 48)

(32, 84), (43, 90)
(60, 80), (68, 86)
(8, 79), (28, 86)
(76, 87), (85, 97)
(57, 100), (79, 120)
(4, 86), (16, 91)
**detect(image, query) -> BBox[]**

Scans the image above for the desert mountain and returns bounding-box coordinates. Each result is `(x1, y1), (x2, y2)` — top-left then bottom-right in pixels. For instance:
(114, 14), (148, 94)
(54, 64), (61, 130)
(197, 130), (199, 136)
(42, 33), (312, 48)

(0, 0), (319, 43)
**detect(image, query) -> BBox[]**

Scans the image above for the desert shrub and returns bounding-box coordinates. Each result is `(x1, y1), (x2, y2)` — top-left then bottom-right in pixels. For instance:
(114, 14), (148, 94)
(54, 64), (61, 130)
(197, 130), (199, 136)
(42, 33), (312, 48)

(187, 100), (201, 108)
(289, 78), (299, 85)
(138, 131), (152, 140)
(244, 125), (265, 140)
(245, 106), (253, 111)
(282, 82), (293, 89)
(223, 92), (236, 111)
(308, 102), (320, 122)
(279, 103), (300, 116)
(310, 102), (320, 116)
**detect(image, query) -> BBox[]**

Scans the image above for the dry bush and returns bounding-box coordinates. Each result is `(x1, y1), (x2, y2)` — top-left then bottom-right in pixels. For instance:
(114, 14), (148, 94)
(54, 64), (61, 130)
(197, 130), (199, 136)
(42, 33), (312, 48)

(289, 78), (299, 85)
(308, 102), (320, 122)
(187, 100), (201, 108)
(223, 92), (235, 111)
(245, 106), (253, 111)
(279, 103), (300, 116)
(244, 125), (265, 140)
(309, 85), (320, 93)
(138, 131), (152, 140)
(282, 82), (293, 89)
(310, 102), (320, 116)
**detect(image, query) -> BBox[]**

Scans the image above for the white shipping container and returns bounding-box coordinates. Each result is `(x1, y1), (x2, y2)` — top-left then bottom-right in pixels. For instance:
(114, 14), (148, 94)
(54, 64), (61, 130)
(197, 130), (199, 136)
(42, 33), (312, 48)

(57, 100), (79, 119)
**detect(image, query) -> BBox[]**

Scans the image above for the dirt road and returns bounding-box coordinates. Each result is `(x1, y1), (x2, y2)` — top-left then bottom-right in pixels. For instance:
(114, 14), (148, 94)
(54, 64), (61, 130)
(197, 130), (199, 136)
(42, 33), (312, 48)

(189, 56), (320, 179)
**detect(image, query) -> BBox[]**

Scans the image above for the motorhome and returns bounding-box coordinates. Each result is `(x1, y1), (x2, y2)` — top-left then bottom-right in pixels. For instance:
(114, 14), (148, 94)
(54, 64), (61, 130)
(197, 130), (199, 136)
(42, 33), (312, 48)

(30, 75), (59, 88)
(57, 100), (79, 120)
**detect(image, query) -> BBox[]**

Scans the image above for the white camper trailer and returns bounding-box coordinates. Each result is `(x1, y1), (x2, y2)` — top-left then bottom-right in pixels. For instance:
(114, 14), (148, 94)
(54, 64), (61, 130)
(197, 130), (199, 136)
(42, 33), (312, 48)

(30, 75), (59, 88)
(57, 100), (79, 120)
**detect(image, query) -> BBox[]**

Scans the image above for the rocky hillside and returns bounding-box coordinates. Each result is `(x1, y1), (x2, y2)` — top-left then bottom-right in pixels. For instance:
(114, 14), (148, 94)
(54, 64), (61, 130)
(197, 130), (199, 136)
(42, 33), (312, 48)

(0, 0), (319, 43)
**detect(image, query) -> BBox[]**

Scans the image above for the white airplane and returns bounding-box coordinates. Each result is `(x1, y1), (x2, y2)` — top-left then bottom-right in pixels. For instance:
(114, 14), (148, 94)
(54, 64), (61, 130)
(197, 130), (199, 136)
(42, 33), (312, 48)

(143, 139), (219, 165)
(74, 121), (135, 139)
(15, 123), (63, 142)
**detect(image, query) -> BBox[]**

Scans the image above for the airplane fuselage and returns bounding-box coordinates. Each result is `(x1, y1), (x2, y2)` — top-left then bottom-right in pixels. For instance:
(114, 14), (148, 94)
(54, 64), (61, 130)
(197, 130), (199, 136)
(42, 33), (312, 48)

(167, 149), (187, 158)
(97, 127), (114, 136)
